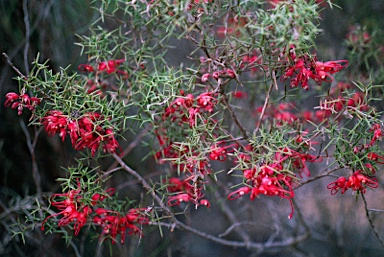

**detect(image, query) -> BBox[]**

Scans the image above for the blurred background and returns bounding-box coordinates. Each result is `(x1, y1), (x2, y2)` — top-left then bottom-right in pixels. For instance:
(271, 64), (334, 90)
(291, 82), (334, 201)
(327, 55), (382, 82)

(0, 1), (384, 256)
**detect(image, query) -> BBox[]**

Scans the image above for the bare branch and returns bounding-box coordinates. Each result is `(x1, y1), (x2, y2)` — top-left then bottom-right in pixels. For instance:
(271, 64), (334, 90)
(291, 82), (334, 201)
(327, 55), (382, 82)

(254, 77), (275, 134)
(19, 119), (43, 202)
(2, 53), (28, 80)
(362, 194), (384, 249)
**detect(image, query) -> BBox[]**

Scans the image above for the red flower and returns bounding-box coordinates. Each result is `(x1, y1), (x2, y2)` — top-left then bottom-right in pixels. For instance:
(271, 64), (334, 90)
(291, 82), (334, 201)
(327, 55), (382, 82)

(41, 111), (121, 156)
(327, 171), (378, 195)
(166, 176), (209, 208)
(41, 183), (92, 235)
(327, 176), (347, 195)
(4, 92), (41, 115)
(367, 152), (384, 164)
(78, 59), (128, 77)
(196, 92), (216, 112)
(93, 208), (149, 244)
(209, 141), (236, 161)
(4, 92), (19, 107)
(369, 124), (382, 146)
(227, 186), (251, 200)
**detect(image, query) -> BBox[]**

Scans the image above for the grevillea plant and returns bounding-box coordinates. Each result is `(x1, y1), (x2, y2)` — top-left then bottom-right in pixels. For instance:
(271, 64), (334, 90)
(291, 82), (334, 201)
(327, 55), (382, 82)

(2, 0), (384, 255)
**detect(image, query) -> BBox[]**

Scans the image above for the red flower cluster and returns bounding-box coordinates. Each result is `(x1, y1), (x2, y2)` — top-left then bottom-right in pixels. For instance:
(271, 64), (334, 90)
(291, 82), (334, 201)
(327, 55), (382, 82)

(166, 177), (210, 208)
(256, 103), (299, 126)
(41, 184), (148, 244)
(368, 123), (383, 147)
(229, 145), (322, 219)
(209, 141), (237, 161)
(327, 171), (378, 195)
(4, 92), (41, 115)
(228, 156), (296, 219)
(281, 45), (348, 89)
(41, 183), (113, 235)
(367, 152), (384, 165)
(162, 91), (217, 128)
(41, 111), (122, 156)
(295, 83), (373, 123)
(78, 59), (128, 77)
(216, 15), (247, 38)
(93, 207), (149, 244)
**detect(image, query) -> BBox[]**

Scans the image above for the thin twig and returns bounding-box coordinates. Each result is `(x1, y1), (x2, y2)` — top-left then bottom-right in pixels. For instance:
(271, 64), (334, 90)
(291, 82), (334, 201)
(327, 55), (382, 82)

(2, 53), (28, 80)
(294, 167), (341, 189)
(213, 190), (251, 246)
(220, 83), (250, 139)
(23, 0), (31, 75)
(218, 221), (258, 238)
(254, 77), (275, 134)
(361, 194), (384, 249)
(19, 119), (43, 202)
(107, 124), (151, 172)
(368, 209), (384, 213)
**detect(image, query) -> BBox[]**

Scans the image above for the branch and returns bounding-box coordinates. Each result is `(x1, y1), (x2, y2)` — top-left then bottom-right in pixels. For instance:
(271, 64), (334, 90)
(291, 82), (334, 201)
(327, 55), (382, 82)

(107, 124), (151, 172)
(362, 194), (384, 249)
(213, 190), (251, 246)
(19, 119), (43, 202)
(2, 53), (28, 80)
(294, 167), (341, 189)
(112, 154), (310, 252)
(23, 0), (31, 75)
(219, 83), (250, 139)
(254, 74), (275, 134)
